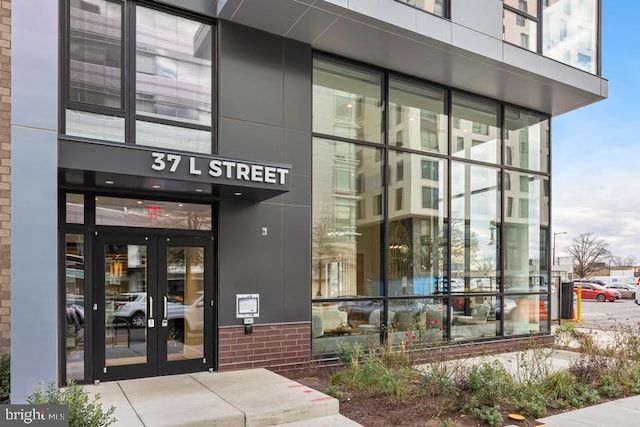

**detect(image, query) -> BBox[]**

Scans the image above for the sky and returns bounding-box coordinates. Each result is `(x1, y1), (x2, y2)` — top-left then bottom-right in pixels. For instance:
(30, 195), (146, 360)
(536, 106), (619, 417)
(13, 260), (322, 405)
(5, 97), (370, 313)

(552, 2), (640, 262)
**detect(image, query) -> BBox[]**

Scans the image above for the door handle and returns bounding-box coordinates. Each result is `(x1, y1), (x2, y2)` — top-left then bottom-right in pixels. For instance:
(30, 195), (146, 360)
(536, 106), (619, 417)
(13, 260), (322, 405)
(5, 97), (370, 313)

(149, 296), (153, 318)
(163, 296), (168, 319)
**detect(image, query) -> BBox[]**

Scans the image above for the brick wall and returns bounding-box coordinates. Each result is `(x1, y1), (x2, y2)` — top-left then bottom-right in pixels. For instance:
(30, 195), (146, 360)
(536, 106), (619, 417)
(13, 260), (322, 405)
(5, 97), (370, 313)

(0, 0), (10, 354)
(218, 322), (312, 372)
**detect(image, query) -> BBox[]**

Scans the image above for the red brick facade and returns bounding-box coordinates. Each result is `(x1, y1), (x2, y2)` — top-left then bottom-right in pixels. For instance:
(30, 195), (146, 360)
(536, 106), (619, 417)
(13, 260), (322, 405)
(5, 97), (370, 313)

(0, 0), (10, 354)
(218, 322), (312, 372)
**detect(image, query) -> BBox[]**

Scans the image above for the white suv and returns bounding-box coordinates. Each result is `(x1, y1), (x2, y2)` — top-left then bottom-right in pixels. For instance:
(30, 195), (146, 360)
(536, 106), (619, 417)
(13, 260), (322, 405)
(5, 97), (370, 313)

(112, 292), (147, 327)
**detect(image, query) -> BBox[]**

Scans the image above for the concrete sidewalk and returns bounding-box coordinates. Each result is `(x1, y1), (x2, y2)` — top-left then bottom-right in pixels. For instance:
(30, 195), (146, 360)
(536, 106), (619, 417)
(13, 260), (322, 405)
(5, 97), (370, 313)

(84, 369), (361, 427)
(537, 395), (640, 427)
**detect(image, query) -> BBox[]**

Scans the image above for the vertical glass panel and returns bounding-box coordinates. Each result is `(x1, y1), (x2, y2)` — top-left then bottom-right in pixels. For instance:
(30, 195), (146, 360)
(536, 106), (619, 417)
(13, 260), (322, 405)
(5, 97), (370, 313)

(504, 108), (550, 173)
(395, 0), (445, 17)
(313, 58), (383, 143)
(69, 0), (122, 108)
(136, 121), (211, 154)
(504, 174), (549, 293)
(136, 7), (212, 126)
(166, 246), (204, 361)
(389, 78), (447, 154)
(388, 151), (447, 296)
(451, 296), (499, 340)
(105, 244), (148, 366)
(312, 138), (383, 298)
(504, 0), (538, 17)
(95, 197), (212, 230)
(311, 301), (381, 356)
(504, 9), (538, 51)
(451, 94), (500, 164)
(450, 163), (500, 287)
(504, 295), (549, 335)
(65, 234), (85, 382)
(66, 193), (84, 224)
(66, 110), (125, 142)
(543, 0), (597, 73)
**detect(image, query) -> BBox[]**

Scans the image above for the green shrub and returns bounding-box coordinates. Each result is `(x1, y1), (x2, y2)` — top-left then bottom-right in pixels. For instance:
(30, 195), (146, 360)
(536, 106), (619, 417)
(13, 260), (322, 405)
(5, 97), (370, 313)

(466, 361), (514, 406)
(26, 381), (116, 427)
(541, 371), (598, 409)
(0, 353), (9, 402)
(598, 374), (623, 398)
(324, 384), (342, 399)
(336, 342), (365, 368)
(471, 405), (502, 427)
(511, 384), (548, 418)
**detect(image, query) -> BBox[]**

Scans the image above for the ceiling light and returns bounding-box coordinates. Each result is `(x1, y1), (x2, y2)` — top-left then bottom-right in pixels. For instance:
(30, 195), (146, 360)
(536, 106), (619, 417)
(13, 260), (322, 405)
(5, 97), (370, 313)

(195, 189), (203, 192)
(105, 180), (114, 185)
(152, 185), (161, 189)
(234, 192), (242, 196)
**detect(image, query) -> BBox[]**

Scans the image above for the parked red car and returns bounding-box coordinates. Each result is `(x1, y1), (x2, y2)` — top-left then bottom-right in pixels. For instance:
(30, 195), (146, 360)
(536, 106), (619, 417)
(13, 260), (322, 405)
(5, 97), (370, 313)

(573, 281), (620, 302)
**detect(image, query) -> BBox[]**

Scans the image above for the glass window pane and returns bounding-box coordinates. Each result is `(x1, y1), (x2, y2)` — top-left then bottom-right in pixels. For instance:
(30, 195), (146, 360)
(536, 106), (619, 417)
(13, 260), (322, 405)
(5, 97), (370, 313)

(451, 94), (499, 164)
(95, 196), (212, 230)
(504, 9), (538, 51)
(312, 138), (383, 298)
(313, 58), (383, 143)
(66, 193), (84, 224)
(136, 121), (211, 154)
(136, 7), (212, 126)
(312, 301), (381, 356)
(66, 109), (125, 143)
(389, 298), (448, 343)
(504, 108), (550, 173)
(389, 78), (447, 154)
(543, 0), (597, 73)
(505, 0), (538, 17)
(65, 234), (85, 382)
(69, 0), (122, 108)
(395, 0), (445, 17)
(450, 163), (500, 286)
(451, 296), (499, 340)
(505, 295), (549, 335)
(388, 151), (447, 296)
(504, 174), (549, 293)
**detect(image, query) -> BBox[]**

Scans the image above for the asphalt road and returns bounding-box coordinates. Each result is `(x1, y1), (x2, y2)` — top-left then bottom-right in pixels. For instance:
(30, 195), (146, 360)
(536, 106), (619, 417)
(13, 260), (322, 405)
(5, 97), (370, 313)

(571, 296), (640, 329)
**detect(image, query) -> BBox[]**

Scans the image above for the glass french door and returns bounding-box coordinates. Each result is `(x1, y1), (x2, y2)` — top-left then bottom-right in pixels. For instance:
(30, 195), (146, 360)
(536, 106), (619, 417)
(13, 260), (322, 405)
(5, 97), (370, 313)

(94, 232), (213, 381)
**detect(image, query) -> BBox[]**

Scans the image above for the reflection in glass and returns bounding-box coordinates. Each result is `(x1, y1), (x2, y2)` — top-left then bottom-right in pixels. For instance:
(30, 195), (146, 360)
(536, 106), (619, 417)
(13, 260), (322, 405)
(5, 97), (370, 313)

(504, 107), (550, 173)
(503, 8), (538, 51)
(65, 234), (85, 381)
(450, 163), (500, 287)
(451, 94), (499, 164)
(451, 296), (498, 340)
(504, 0), (538, 17)
(313, 58), (383, 143)
(311, 301), (381, 355)
(95, 197), (212, 230)
(66, 110), (125, 143)
(69, 0), (122, 108)
(136, 120), (211, 154)
(390, 298), (447, 343)
(312, 138), (383, 298)
(66, 193), (84, 224)
(395, 0), (445, 16)
(166, 246), (204, 361)
(543, 0), (597, 73)
(389, 78), (447, 154)
(387, 151), (447, 296)
(136, 7), (212, 126)
(105, 244), (148, 366)
(504, 295), (549, 335)
(504, 174), (549, 293)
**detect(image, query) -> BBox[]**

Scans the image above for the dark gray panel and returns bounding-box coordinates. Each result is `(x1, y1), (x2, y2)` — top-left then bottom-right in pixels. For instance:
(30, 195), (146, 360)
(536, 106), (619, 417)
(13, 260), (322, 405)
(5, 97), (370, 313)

(284, 39), (312, 131)
(218, 202), (284, 326)
(232, 0), (311, 36)
(282, 174), (311, 207)
(218, 117), (284, 163)
(217, 0), (243, 19)
(283, 129), (311, 177)
(285, 6), (341, 44)
(153, 0), (216, 16)
(218, 22), (284, 126)
(283, 206), (311, 322)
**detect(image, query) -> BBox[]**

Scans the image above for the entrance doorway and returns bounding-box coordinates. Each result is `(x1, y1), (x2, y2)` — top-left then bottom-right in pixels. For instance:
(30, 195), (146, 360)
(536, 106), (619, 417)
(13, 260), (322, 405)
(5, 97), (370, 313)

(93, 232), (214, 381)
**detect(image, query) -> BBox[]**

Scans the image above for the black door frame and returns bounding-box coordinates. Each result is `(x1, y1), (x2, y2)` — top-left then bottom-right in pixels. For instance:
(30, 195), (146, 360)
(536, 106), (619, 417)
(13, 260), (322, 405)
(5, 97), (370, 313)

(92, 229), (215, 382)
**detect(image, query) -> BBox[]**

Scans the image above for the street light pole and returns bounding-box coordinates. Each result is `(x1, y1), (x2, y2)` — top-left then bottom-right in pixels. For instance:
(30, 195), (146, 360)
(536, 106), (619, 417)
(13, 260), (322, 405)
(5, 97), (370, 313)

(553, 232), (568, 267)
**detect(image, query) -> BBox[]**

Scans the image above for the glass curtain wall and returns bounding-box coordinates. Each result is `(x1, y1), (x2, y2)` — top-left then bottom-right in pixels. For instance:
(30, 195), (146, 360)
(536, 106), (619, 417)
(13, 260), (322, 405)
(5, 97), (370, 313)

(311, 56), (551, 355)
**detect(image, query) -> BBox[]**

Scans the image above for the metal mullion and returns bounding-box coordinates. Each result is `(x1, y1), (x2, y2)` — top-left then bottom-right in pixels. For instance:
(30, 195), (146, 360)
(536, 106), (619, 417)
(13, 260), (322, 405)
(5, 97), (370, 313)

(503, 4), (539, 23)
(498, 104), (505, 336)
(445, 88), (453, 341)
(135, 115), (212, 133)
(381, 72), (390, 340)
(125, 1), (136, 145)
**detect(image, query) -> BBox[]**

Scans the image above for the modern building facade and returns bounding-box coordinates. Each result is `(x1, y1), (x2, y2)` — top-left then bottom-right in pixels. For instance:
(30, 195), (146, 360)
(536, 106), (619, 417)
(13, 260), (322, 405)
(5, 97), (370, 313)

(9, 0), (606, 402)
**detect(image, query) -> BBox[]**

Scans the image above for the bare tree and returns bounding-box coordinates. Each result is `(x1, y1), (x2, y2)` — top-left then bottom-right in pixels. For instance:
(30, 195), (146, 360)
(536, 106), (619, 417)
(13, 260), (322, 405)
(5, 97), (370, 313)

(612, 255), (637, 267)
(568, 233), (612, 278)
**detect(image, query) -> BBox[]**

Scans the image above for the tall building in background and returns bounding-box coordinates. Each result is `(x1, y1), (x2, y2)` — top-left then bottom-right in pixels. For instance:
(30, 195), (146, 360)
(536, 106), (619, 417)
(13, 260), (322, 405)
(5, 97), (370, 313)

(8, 0), (605, 402)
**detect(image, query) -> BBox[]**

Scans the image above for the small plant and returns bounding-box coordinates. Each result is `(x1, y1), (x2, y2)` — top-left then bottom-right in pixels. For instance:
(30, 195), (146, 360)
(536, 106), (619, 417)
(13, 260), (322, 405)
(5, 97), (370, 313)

(470, 405), (502, 427)
(0, 353), (9, 402)
(336, 342), (365, 368)
(324, 384), (342, 399)
(598, 374), (623, 398)
(466, 361), (514, 406)
(26, 381), (116, 427)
